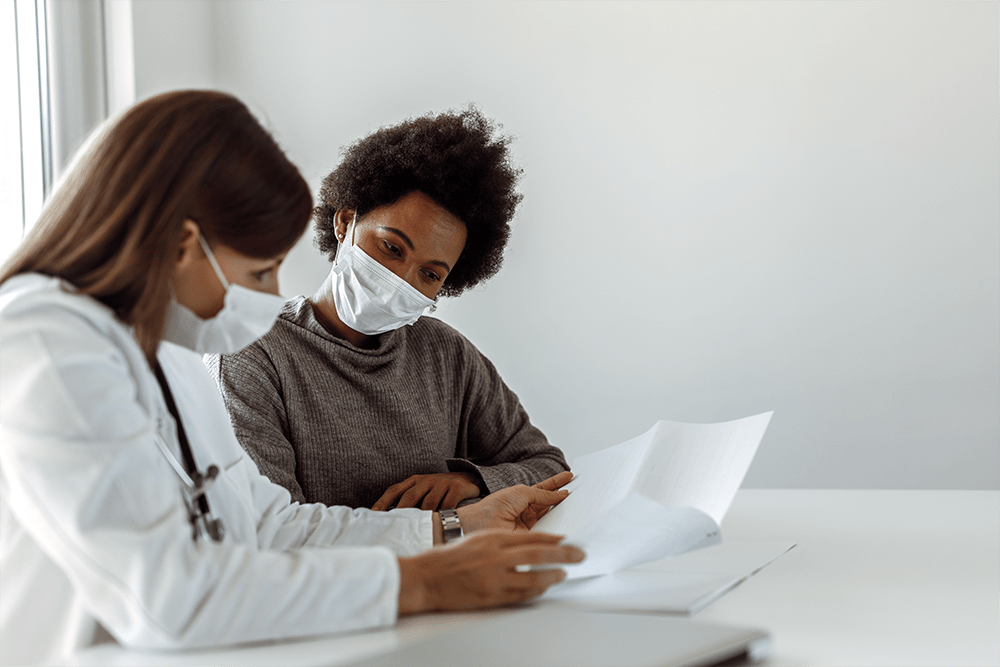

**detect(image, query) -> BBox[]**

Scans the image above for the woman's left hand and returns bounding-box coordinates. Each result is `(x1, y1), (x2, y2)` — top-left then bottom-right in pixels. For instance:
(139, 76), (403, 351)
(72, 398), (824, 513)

(457, 471), (574, 534)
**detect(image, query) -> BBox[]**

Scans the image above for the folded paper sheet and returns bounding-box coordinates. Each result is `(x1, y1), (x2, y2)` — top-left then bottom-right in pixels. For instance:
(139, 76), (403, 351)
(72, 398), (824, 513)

(532, 412), (773, 579)
(542, 541), (796, 613)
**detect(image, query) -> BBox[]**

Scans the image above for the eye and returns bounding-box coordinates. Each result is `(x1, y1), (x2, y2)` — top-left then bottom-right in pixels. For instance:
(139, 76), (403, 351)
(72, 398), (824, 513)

(253, 267), (274, 281)
(422, 269), (442, 283)
(382, 240), (402, 257)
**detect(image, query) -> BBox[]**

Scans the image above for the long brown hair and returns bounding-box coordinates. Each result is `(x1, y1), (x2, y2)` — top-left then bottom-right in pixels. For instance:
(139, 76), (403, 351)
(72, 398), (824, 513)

(1, 90), (311, 361)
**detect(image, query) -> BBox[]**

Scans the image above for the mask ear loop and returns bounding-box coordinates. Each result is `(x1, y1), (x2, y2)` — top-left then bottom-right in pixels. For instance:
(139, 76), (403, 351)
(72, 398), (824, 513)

(334, 210), (359, 266)
(198, 234), (231, 290)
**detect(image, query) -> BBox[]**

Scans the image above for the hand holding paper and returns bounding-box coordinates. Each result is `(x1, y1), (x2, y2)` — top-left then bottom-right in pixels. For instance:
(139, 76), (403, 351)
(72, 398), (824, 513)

(532, 412), (773, 579)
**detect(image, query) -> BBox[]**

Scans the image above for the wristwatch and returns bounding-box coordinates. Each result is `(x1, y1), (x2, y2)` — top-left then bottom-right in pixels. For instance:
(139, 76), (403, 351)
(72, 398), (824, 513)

(439, 508), (464, 544)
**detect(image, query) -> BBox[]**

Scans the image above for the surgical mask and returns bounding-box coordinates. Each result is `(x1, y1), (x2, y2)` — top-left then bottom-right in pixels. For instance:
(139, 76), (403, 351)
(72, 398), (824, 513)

(162, 235), (286, 354)
(330, 214), (434, 335)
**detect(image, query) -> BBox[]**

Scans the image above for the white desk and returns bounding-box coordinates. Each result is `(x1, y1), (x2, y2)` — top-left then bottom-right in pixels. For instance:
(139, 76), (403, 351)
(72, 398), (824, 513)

(695, 490), (999, 666)
(56, 490), (999, 667)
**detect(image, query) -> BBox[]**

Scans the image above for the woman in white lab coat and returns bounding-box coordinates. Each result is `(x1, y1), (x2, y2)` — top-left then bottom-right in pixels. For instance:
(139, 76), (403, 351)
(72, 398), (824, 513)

(0, 90), (582, 666)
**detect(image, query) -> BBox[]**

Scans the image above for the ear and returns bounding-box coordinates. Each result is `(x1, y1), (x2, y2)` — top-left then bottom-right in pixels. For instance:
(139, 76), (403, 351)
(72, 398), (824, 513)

(333, 208), (355, 244)
(176, 219), (202, 267)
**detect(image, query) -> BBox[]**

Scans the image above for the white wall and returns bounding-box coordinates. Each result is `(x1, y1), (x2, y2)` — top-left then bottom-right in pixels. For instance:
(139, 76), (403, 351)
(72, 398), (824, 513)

(46, 0), (105, 180)
(132, 0), (999, 490)
(132, 0), (213, 95)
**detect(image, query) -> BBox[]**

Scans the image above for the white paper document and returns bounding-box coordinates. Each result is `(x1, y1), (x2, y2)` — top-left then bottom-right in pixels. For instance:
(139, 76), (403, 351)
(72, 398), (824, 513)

(541, 541), (796, 614)
(532, 412), (773, 579)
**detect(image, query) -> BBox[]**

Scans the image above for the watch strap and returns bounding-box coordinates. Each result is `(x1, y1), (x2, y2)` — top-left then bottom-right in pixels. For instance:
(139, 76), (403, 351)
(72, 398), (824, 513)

(439, 508), (463, 543)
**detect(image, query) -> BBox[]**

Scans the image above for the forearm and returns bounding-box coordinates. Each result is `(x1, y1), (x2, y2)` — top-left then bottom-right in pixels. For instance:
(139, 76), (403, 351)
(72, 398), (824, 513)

(431, 511), (443, 545)
(456, 401), (570, 493)
(449, 452), (569, 493)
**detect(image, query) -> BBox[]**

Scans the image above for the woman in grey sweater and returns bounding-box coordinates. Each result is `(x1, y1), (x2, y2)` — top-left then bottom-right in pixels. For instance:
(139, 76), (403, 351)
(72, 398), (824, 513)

(211, 108), (569, 511)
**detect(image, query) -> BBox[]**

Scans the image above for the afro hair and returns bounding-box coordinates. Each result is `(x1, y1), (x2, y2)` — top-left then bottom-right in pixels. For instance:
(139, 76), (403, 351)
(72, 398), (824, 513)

(314, 106), (522, 297)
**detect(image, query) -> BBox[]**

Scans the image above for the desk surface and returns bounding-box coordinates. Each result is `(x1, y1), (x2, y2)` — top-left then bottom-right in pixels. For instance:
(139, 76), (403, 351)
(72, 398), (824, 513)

(695, 489), (998, 666)
(57, 489), (999, 667)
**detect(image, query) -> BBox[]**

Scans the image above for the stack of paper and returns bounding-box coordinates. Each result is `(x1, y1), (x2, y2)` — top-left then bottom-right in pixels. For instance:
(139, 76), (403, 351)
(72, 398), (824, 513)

(541, 540), (796, 614)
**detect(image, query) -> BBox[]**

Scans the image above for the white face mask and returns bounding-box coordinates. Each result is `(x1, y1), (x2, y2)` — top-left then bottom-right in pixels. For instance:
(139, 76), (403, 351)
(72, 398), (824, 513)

(330, 213), (434, 336)
(162, 235), (286, 354)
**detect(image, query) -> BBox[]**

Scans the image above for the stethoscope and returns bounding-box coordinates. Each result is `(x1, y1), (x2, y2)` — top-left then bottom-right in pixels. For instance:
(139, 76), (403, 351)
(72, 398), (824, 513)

(152, 362), (226, 543)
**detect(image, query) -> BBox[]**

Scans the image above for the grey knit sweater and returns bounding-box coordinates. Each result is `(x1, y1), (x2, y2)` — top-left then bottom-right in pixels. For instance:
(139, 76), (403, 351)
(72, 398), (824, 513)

(206, 296), (568, 509)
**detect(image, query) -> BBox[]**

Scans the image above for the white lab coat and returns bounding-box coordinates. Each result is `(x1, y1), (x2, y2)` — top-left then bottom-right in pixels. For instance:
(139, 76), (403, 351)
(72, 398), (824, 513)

(0, 274), (433, 666)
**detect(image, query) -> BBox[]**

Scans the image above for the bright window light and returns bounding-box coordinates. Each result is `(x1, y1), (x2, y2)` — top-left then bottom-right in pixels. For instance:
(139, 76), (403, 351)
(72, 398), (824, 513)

(2, 0), (48, 267)
(1, 2), (23, 266)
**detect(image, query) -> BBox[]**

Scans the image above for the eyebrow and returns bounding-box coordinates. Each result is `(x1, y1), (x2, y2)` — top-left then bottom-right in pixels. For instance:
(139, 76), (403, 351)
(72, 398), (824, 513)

(378, 225), (453, 274)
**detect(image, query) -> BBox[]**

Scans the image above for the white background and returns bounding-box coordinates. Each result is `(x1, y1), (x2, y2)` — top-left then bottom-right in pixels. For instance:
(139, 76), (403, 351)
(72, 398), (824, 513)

(127, 0), (997, 489)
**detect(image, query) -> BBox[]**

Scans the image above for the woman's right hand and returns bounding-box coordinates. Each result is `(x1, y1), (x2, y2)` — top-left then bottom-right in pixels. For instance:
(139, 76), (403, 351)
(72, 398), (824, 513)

(456, 471), (575, 535)
(397, 531), (585, 615)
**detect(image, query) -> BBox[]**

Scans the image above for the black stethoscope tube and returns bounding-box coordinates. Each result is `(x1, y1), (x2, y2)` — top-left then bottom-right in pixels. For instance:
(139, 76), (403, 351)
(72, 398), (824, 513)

(152, 361), (225, 542)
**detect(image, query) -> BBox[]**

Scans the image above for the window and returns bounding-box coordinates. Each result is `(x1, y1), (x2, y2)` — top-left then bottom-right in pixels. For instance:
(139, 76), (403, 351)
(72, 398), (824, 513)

(1, 0), (50, 266)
